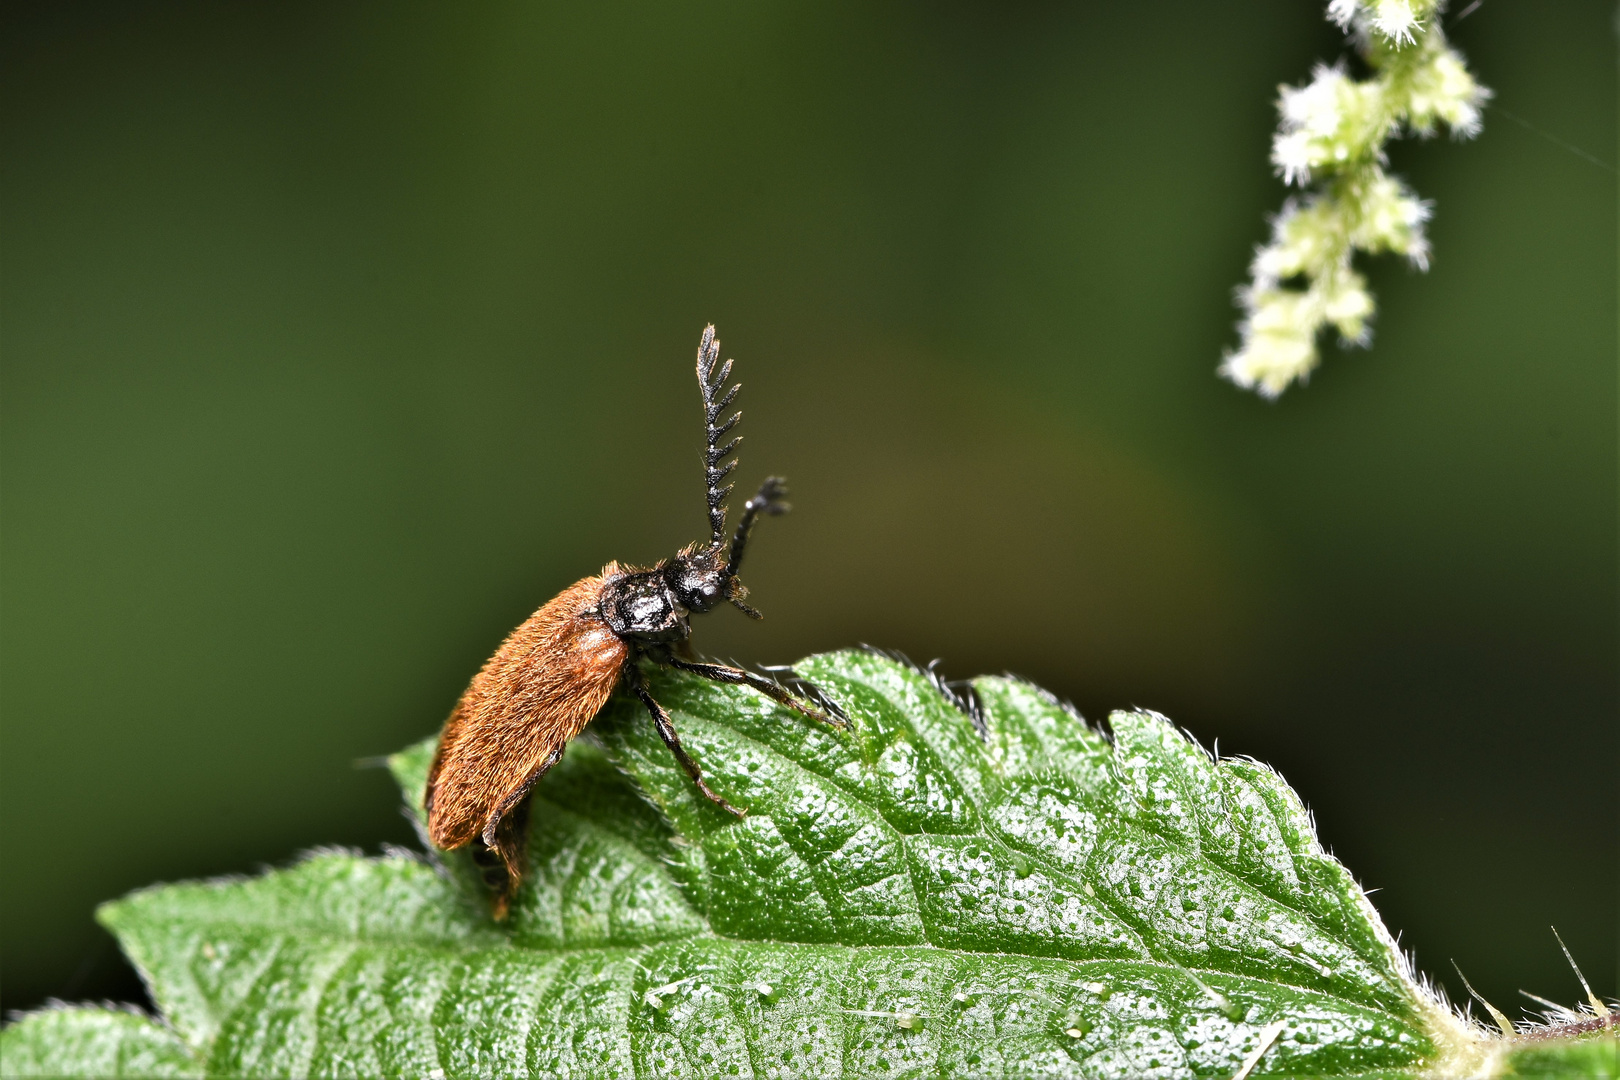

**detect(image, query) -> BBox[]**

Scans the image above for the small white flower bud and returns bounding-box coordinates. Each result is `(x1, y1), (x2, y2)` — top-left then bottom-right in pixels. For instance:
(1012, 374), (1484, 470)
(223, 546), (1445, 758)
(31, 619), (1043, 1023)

(1326, 0), (1360, 29)
(1406, 48), (1488, 137)
(1223, 287), (1325, 399)
(1348, 171), (1431, 265)
(1369, 0), (1429, 45)
(1322, 272), (1375, 343)
(1272, 67), (1391, 185)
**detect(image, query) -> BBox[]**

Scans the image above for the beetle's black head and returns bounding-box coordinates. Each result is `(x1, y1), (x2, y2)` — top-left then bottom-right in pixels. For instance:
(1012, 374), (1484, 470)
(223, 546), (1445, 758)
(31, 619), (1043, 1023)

(664, 543), (731, 615)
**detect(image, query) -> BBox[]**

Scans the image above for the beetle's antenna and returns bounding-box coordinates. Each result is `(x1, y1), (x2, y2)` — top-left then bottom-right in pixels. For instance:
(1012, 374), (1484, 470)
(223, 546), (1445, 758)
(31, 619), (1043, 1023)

(726, 476), (789, 581)
(695, 324), (741, 547)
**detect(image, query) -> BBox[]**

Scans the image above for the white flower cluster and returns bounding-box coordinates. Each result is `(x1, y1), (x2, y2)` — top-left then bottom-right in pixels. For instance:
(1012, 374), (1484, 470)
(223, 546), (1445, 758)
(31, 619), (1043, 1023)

(1221, 0), (1488, 398)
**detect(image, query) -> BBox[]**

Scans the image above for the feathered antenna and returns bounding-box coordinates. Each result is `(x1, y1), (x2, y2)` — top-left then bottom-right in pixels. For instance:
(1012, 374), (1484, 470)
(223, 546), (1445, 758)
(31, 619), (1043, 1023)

(695, 324), (742, 547)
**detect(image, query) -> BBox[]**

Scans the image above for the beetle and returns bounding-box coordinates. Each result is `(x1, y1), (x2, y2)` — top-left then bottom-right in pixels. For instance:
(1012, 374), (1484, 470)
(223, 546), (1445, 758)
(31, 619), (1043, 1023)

(424, 324), (840, 915)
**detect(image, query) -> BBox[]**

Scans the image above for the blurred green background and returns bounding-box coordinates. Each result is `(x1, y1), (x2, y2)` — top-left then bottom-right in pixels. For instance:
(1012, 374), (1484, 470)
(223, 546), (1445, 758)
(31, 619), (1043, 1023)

(3, 0), (1614, 1020)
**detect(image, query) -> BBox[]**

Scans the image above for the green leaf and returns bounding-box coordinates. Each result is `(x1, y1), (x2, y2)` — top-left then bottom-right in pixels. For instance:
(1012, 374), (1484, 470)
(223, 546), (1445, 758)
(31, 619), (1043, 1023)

(0, 1006), (200, 1078)
(17, 649), (1513, 1078)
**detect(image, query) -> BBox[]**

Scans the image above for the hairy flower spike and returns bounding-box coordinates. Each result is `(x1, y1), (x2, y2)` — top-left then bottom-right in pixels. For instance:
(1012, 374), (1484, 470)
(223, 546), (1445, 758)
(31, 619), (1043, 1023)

(1222, 0), (1488, 398)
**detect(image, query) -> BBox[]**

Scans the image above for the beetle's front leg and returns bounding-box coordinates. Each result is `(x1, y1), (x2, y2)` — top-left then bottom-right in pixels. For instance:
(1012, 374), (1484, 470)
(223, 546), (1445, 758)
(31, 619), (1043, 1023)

(627, 666), (747, 817)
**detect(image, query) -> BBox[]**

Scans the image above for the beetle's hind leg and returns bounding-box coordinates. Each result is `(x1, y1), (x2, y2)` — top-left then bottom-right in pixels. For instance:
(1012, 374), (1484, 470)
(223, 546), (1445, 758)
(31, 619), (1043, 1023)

(470, 794), (532, 920)
(668, 658), (848, 730)
(630, 676), (747, 818)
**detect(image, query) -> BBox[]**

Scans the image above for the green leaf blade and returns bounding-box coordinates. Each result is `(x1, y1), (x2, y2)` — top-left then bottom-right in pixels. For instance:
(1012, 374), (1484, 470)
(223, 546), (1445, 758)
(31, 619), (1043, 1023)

(0, 1006), (201, 1079)
(52, 648), (1487, 1078)
(97, 852), (499, 1052)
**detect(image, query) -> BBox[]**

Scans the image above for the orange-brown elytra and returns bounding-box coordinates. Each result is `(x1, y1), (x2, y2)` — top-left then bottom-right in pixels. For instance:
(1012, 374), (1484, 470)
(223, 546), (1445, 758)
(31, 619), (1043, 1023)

(424, 325), (842, 916)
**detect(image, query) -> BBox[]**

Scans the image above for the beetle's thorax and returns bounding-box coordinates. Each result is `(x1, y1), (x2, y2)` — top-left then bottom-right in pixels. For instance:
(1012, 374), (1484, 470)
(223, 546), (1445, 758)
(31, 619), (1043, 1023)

(598, 568), (686, 643)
